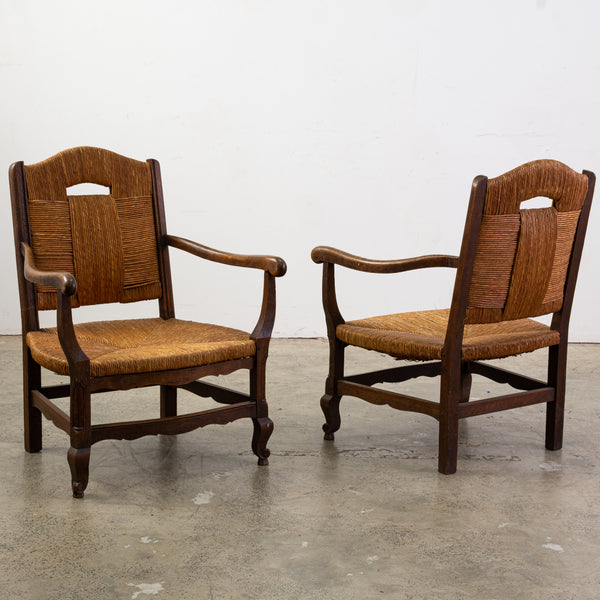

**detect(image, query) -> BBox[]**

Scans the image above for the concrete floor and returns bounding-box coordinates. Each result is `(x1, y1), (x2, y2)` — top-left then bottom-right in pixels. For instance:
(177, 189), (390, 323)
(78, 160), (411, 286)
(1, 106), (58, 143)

(0, 335), (599, 599)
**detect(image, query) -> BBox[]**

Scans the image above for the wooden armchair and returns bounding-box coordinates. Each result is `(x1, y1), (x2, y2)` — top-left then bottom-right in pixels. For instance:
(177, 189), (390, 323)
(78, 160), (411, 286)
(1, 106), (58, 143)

(9, 146), (286, 497)
(312, 160), (594, 474)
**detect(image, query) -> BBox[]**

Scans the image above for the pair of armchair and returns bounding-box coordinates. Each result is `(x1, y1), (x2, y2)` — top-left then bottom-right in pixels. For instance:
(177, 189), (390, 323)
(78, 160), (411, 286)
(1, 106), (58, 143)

(10, 147), (594, 497)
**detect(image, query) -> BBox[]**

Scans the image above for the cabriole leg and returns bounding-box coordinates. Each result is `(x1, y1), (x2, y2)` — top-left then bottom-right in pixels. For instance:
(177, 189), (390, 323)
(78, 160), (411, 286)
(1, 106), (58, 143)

(67, 447), (91, 498)
(69, 382), (91, 498)
(322, 338), (344, 441)
(252, 417), (273, 465)
(250, 342), (272, 465)
(321, 393), (341, 440)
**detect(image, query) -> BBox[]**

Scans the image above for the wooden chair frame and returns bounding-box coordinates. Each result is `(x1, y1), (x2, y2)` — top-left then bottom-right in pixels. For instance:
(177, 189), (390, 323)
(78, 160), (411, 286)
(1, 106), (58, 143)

(10, 153), (286, 497)
(312, 168), (595, 474)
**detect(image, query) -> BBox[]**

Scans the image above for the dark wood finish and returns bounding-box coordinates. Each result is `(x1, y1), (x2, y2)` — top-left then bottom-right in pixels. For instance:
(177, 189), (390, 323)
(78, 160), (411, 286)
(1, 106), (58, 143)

(91, 403), (255, 444)
(168, 235), (287, 277)
(160, 385), (177, 418)
(32, 390), (70, 433)
(22, 243), (77, 295)
(545, 170), (595, 450)
(311, 246), (458, 273)
(312, 165), (594, 475)
(457, 387), (554, 418)
(344, 362), (441, 386)
(148, 159), (175, 320)
(338, 381), (441, 419)
(181, 380), (251, 404)
(9, 148), (286, 497)
(88, 358), (254, 393)
(10, 162), (42, 454)
(469, 362), (546, 391)
(319, 262), (345, 440)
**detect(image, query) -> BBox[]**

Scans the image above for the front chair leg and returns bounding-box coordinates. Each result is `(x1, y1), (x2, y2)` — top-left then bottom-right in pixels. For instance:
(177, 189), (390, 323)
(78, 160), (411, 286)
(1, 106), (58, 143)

(67, 447), (91, 498)
(252, 417), (273, 465)
(546, 344), (566, 450)
(68, 381), (91, 497)
(321, 393), (341, 440)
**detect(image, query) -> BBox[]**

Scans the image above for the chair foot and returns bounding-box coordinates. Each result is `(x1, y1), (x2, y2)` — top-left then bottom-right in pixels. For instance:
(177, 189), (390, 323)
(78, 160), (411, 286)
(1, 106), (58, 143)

(252, 417), (273, 466)
(438, 460), (457, 475)
(67, 447), (90, 498)
(438, 425), (458, 475)
(321, 393), (341, 441)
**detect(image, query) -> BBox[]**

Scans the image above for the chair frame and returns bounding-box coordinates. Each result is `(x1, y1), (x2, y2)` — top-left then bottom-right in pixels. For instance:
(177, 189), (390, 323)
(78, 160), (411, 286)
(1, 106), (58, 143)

(312, 169), (595, 474)
(10, 154), (286, 497)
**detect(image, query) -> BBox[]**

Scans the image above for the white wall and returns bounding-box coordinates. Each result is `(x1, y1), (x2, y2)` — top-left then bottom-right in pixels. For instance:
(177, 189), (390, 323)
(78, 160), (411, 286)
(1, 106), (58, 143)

(1, 0), (599, 340)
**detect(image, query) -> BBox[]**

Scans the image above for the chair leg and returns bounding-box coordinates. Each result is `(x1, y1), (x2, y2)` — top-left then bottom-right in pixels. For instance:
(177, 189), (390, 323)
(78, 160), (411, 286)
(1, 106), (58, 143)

(251, 417), (273, 465)
(69, 382), (91, 498)
(546, 344), (566, 451)
(321, 392), (341, 440)
(160, 385), (177, 418)
(250, 341), (273, 465)
(438, 416), (459, 474)
(67, 447), (91, 498)
(460, 362), (472, 403)
(24, 350), (42, 453)
(438, 365), (461, 474)
(322, 339), (344, 441)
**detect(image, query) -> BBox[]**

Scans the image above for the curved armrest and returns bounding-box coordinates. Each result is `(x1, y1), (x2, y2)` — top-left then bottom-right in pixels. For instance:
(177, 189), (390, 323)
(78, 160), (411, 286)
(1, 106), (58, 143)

(21, 244), (88, 373)
(21, 243), (77, 295)
(166, 235), (287, 277)
(311, 246), (458, 273)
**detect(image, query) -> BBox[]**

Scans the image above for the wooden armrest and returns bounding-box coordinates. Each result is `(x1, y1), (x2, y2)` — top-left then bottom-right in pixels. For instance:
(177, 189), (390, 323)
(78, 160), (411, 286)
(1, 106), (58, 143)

(311, 246), (458, 273)
(21, 243), (77, 295)
(166, 235), (287, 277)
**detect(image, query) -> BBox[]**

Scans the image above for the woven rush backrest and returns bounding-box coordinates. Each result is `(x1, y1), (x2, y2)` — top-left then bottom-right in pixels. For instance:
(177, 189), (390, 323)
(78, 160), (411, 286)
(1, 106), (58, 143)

(466, 160), (589, 324)
(23, 147), (162, 310)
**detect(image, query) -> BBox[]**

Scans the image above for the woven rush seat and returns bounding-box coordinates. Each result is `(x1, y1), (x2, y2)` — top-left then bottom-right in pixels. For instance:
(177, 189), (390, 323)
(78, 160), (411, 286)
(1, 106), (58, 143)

(337, 309), (560, 362)
(27, 318), (255, 377)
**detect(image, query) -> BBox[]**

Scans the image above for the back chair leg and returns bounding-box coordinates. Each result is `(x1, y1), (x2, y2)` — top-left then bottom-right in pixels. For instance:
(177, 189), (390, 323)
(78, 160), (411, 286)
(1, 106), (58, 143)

(160, 385), (177, 418)
(546, 344), (567, 451)
(439, 368), (461, 474)
(460, 362), (472, 403)
(438, 416), (459, 474)
(24, 352), (42, 453)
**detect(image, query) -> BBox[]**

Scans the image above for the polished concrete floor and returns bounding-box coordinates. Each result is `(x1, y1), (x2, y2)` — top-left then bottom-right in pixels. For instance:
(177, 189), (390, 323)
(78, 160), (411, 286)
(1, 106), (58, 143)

(1, 335), (599, 599)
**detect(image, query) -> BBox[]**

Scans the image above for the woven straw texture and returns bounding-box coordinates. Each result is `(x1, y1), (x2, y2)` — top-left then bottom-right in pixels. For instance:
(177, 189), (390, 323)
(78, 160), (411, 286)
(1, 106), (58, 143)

(27, 319), (255, 377)
(466, 160), (588, 324)
(24, 147), (162, 310)
(337, 309), (560, 362)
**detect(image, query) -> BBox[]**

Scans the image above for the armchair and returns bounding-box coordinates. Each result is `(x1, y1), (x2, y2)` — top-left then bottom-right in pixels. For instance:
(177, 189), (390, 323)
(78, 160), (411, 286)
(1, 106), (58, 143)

(312, 160), (594, 474)
(10, 146), (286, 497)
